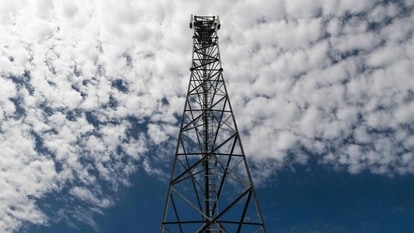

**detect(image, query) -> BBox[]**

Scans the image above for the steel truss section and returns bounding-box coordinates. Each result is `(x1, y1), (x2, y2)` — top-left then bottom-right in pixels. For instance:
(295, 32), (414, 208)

(161, 15), (266, 233)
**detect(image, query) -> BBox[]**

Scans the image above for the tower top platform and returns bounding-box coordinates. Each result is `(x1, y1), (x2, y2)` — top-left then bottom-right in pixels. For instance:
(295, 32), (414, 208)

(190, 15), (221, 30)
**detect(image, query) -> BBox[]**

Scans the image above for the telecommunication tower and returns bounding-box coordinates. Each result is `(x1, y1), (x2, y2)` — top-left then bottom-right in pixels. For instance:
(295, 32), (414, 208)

(160, 15), (266, 233)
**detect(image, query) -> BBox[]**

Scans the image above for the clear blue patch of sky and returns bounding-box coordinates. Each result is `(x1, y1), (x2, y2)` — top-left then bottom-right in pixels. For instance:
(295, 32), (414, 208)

(29, 160), (414, 233)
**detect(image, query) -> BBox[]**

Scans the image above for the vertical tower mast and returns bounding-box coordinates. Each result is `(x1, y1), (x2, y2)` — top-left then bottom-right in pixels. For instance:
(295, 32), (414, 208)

(161, 15), (266, 233)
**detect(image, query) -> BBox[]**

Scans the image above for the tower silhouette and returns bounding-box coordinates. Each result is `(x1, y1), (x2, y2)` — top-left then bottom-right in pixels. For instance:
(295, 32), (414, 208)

(160, 15), (266, 233)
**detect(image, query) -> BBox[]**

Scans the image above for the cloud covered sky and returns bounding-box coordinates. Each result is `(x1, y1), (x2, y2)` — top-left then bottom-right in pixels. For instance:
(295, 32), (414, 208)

(0, 0), (413, 232)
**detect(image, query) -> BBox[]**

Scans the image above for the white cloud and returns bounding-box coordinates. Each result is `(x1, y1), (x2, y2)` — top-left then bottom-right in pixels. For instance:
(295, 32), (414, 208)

(0, 0), (413, 232)
(69, 186), (112, 208)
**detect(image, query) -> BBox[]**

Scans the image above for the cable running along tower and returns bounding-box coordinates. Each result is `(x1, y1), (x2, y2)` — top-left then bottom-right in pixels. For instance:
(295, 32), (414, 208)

(161, 15), (266, 233)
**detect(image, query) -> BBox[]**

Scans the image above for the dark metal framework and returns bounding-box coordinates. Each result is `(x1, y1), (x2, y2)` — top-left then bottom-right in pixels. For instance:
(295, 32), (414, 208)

(161, 15), (266, 233)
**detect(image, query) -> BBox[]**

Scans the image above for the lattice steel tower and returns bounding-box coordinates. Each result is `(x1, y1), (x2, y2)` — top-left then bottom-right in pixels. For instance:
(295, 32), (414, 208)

(160, 15), (266, 233)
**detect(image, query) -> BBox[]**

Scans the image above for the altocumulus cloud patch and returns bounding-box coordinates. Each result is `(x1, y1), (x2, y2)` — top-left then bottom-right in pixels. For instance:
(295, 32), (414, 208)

(0, 0), (413, 232)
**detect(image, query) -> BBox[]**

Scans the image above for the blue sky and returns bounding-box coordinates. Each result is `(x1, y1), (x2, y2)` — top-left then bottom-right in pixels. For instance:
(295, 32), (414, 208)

(29, 165), (414, 233)
(1, 0), (414, 232)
